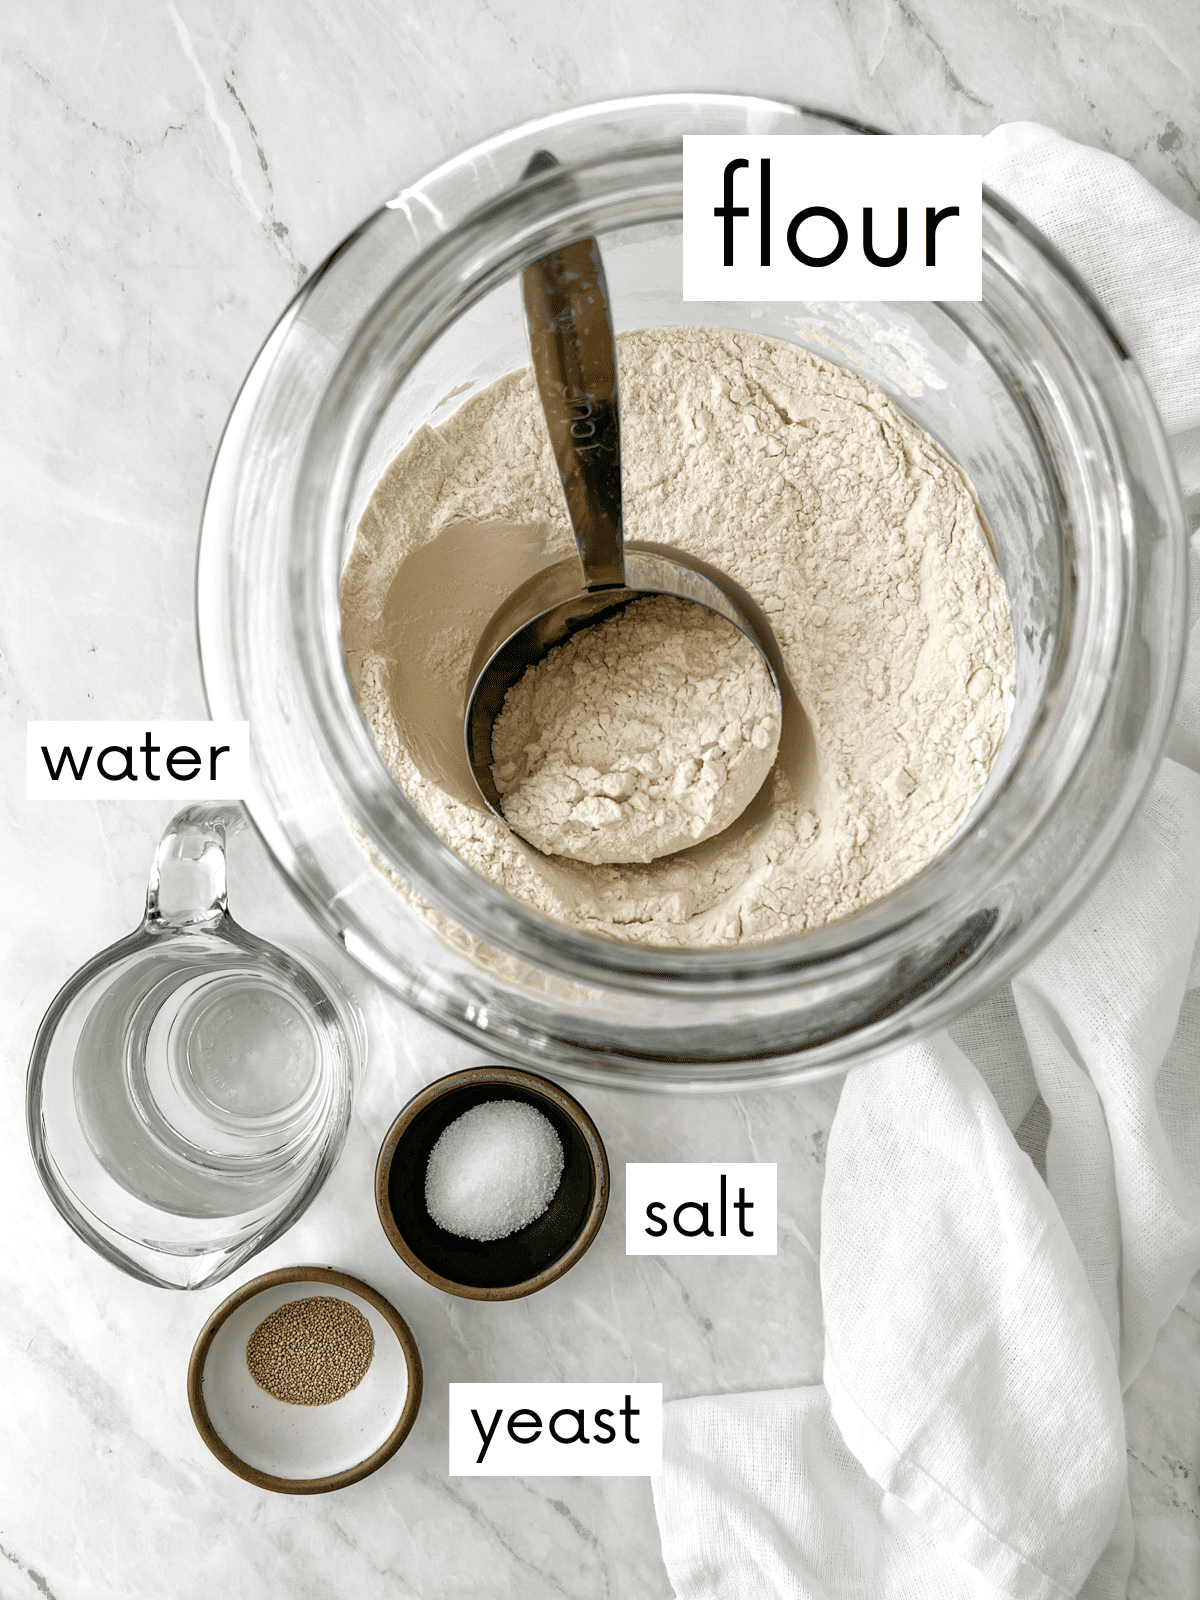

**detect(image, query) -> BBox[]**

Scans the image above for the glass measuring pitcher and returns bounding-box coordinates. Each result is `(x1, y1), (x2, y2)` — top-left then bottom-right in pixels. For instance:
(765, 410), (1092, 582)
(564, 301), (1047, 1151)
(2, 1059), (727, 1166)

(27, 804), (360, 1289)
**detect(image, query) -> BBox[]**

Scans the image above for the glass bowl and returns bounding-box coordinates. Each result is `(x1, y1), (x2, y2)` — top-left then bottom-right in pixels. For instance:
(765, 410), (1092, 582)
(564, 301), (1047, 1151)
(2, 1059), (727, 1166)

(197, 95), (1189, 1092)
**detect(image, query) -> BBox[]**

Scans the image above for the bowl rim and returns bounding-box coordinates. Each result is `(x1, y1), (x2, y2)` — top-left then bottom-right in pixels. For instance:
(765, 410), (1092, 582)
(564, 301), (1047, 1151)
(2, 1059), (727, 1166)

(186, 1264), (424, 1494)
(375, 1065), (610, 1300)
(291, 112), (1185, 980)
(196, 92), (1189, 1085)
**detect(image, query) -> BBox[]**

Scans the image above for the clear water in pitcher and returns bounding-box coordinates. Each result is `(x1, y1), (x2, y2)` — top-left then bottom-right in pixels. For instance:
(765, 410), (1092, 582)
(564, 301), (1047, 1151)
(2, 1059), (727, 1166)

(73, 941), (345, 1219)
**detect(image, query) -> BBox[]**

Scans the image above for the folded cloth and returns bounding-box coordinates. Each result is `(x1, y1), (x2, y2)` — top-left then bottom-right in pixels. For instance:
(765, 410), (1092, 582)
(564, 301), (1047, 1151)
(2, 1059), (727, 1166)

(822, 1039), (1127, 1600)
(652, 124), (1200, 1600)
(655, 1386), (1002, 1600)
(984, 124), (1200, 501)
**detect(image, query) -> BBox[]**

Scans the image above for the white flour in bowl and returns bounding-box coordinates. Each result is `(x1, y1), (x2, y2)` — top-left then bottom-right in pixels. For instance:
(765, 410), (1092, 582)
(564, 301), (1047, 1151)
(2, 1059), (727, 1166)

(341, 327), (1013, 948)
(491, 594), (781, 866)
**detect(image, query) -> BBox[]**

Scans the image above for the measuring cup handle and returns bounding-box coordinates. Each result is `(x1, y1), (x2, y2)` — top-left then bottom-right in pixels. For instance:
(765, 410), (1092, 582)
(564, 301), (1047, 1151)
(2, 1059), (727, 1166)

(522, 150), (625, 591)
(144, 803), (245, 932)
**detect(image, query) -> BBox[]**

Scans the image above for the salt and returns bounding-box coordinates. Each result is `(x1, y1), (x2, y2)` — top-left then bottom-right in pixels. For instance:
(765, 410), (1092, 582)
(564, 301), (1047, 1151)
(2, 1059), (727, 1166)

(425, 1099), (564, 1242)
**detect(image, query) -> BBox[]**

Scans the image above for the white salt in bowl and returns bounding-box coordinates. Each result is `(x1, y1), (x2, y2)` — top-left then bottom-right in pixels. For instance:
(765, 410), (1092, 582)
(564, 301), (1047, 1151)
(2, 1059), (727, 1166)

(187, 1266), (422, 1493)
(375, 1066), (609, 1300)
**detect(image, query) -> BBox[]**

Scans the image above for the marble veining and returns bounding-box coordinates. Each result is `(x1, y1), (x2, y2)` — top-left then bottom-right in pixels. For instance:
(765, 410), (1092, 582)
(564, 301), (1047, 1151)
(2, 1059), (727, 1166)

(3, 2), (1198, 1595)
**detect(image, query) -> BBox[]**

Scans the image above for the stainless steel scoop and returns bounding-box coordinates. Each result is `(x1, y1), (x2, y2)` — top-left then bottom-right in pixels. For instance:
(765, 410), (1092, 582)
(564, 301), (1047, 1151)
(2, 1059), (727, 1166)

(464, 151), (784, 820)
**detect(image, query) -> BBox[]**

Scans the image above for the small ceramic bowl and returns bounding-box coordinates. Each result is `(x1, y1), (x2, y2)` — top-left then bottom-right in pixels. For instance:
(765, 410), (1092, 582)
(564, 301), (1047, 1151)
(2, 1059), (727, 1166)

(187, 1265), (422, 1493)
(376, 1065), (609, 1300)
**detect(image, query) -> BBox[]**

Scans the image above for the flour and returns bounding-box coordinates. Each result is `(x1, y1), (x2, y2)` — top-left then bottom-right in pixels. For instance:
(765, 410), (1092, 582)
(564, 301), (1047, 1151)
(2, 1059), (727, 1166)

(492, 594), (780, 865)
(341, 326), (1014, 948)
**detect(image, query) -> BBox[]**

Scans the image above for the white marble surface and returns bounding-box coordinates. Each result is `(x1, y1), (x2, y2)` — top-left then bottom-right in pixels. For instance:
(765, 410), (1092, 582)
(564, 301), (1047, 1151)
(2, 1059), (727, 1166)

(3, 3), (1199, 1596)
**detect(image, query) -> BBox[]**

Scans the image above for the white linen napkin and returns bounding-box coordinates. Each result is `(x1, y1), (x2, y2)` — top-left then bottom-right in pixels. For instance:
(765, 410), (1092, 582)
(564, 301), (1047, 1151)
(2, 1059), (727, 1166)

(652, 124), (1200, 1600)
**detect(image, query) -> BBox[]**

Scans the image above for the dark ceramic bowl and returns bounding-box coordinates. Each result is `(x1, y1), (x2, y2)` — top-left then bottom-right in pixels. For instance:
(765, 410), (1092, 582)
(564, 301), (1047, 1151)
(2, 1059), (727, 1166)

(375, 1066), (609, 1300)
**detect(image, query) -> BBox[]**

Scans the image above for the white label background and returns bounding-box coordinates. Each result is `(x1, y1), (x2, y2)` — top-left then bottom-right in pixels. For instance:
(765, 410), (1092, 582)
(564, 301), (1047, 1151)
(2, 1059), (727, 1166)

(28, 721), (250, 799)
(626, 1163), (778, 1256)
(449, 1383), (662, 1476)
(683, 134), (982, 301)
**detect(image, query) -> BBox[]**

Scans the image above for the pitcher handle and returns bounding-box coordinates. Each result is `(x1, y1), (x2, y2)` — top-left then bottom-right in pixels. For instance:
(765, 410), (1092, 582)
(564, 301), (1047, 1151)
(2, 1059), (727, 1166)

(144, 803), (245, 932)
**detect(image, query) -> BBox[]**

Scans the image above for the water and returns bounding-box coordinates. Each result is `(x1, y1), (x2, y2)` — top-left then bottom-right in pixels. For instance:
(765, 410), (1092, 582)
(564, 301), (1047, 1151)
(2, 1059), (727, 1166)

(72, 944), (340, 1219)
(28, 801), (358, 1288)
